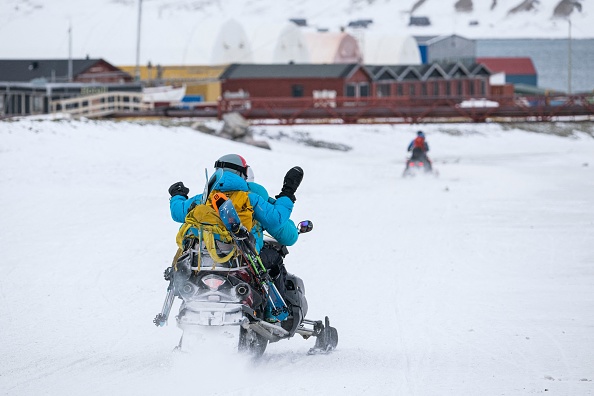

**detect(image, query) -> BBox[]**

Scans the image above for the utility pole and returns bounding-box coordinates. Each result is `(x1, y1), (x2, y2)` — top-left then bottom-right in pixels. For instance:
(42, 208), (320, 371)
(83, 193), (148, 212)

(135, 0), (143, 82)
(567, 17), (571, 95)
(68, 21), (73, 82)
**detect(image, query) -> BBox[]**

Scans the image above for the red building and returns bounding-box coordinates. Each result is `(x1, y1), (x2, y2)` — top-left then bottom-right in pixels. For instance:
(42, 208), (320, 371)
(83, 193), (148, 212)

(476, 57), (537, 87)
(220, 63), (373, 99)
(220, 62), (492, 100)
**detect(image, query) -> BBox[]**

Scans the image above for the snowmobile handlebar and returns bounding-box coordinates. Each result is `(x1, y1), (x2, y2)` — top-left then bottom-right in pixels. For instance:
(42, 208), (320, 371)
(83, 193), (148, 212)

(297, 220), (313, 234)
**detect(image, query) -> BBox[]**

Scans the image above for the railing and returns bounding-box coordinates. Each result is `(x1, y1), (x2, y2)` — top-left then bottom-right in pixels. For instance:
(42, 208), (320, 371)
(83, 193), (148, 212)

(50, 92), (153, 118)
(215, 94), (594, 124)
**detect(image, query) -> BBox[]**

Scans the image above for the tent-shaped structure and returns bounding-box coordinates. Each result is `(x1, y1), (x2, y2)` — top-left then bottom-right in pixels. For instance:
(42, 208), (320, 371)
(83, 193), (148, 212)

(272, 23), (311, 63)
(247, 22), (311, 63)
(211, 19), (253, 65)
(303, 32), (362, 64)
(353, 31), (421, 65)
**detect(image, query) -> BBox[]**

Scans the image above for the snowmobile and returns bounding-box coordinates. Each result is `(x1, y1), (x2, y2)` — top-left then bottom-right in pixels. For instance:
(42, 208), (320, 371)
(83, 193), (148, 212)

(402, 147), (437, 177)
(153, 201), (338, 358)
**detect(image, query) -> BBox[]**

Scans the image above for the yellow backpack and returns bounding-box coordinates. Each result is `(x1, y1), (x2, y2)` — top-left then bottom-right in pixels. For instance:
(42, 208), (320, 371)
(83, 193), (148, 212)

(175, 189), (254, 264)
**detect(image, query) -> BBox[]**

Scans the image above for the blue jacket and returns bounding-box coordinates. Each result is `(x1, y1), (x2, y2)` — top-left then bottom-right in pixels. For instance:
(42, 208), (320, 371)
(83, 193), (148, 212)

(170, 172), (298, 252)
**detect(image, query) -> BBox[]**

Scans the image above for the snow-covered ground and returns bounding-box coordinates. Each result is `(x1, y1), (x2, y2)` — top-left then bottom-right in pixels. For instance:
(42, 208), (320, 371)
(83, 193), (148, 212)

(1, 118), (594, 396)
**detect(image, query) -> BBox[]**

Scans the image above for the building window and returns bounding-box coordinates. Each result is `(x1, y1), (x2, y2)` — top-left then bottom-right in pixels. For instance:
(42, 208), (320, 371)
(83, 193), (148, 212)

(433, 82), (439, 96)
(33, 96), (44, 113)
(421, 83), (427, 96)
(359, 83), (370, 97)
(457, 80), (464, 95)
(409, 84), (416, 96)
(469, 80), (475, 95)
(346, 84), (356, 97)
(291, 84), (304, 97)
(397, 84), (403, 96)
(480, 80), (486, 95)
(346, 83), (370, 97)
(377, 83), (391, 97)
(446, 81), (451, 96)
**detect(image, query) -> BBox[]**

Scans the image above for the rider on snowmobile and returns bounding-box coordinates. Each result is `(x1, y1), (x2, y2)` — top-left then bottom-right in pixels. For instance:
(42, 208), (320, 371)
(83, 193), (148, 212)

(168, 154), (304, 302)
(168, 154), (303, 252)
(407, 130), (432, 170)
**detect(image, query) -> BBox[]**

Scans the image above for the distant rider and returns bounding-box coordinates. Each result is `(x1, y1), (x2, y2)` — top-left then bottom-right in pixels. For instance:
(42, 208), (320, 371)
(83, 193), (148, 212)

(407, 130), (432, 170)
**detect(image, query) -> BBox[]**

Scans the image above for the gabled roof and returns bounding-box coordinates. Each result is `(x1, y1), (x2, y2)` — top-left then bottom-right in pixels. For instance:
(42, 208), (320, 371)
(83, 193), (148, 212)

(469, 63), (493, 77)
(397, 66), (423, 81)
(414, 34), (473, 46)
(219, 62), (490, 83)
(442, 62), (471, 78)
(364, 65), (398, 81)
(385, 65), (409, 77)
(413, 35), (439, 45)
(220, 63), (365, 79)
(365, 65), (385, 76)
(476, 57), (537, 75)
(420, 63), (448, 79)
(0, 58), (122, 82)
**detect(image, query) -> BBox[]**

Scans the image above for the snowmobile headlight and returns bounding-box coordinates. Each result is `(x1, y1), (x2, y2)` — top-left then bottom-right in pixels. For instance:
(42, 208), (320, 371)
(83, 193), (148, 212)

(180, 282), (197, 299)
(201, 274), (226, 291)
(235, 282), (250, 297)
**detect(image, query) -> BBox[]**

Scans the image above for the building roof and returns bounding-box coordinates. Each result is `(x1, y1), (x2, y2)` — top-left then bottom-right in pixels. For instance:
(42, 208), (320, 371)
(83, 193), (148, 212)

(220, 63), (363, 79)
(367, 61), (489, 80)
(0, 58), (125, 82)
(476, 57), (537, 75)
(414, 34), (473, 45)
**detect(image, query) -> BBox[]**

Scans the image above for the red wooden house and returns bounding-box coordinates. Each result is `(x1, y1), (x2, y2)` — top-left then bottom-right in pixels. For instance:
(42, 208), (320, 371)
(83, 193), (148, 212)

(220, 63), (374, 99)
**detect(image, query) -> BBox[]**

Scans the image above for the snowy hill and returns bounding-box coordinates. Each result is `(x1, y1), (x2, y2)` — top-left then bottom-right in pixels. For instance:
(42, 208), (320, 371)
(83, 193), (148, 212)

(1, 117), (594, 395)
(0, 0), (591, 65)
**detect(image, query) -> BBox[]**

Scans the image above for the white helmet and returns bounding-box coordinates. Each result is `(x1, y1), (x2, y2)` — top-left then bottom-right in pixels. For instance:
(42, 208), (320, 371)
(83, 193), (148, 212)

(214, 154), (249, 179)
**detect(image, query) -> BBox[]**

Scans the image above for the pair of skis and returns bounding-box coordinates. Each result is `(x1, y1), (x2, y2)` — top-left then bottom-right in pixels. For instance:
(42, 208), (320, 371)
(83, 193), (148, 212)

(202, 167), (289, 321)
(214, 195), (289, 322)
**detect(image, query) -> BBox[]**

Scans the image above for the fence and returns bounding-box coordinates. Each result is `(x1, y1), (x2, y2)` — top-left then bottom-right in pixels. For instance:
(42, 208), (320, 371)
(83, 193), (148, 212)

(50, 92), (153, 118)
(215, 94), (594, 124)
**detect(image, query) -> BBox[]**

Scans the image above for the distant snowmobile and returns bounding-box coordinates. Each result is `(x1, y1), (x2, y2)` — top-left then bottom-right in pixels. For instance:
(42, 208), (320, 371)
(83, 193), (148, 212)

(154, 200), (338, 357)
(402, 147), (438, 177)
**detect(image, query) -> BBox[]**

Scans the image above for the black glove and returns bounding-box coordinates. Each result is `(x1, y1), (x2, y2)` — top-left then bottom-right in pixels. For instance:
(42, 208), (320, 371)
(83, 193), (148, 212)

(168, 181), (189, 198)
(276, 166), (303, 202)
(163, 267), (173, 281)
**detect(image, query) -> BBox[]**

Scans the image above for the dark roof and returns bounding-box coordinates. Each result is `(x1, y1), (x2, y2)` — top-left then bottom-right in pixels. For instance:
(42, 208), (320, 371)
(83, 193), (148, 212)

(220, 63), (363, 79)
(414, 35), (439, 44)
(409, 16), (431, 26)
(0, 58), (117, 82)
(476, 57), (537, 75)
(347, 19), (373, 28)
(289, 18), (307, 27)
(368, 61), (488, 80)
(368, 66), (398, 81)
(385, 65), (410, 75)
(414, 34), (473, 45)
(220, 62), (490, 82)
